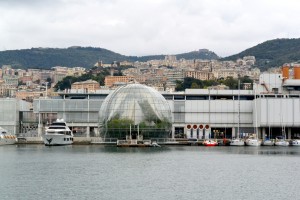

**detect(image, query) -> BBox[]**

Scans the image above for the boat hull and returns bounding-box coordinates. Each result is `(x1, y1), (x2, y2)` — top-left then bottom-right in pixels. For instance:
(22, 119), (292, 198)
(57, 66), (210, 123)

(275, 140), (289, 146)
(203, 140), (218, 146)
(292, 140), (300, 146)
(43, 134), (73, 146)
(230, 139), (245, 146)
(0, 135), (16, 145)
(262, 140), (275, 146)
(0, 138), (16, 145)
(245, 139), (262, 146)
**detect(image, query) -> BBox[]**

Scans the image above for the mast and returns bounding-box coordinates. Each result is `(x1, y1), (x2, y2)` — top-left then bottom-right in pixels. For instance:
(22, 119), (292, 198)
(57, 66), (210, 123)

(130, 124), (132, 139)
(254, 88), (258, 139)
(238, 79), (240, 139)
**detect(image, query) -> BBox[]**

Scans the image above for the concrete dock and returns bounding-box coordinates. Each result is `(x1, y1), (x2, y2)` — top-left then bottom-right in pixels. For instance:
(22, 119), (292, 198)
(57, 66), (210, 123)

(16, 137), (232, 146)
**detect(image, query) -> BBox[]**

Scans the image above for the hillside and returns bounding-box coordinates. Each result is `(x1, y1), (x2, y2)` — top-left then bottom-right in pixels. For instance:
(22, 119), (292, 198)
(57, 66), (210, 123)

(224, 38), (300, 71)
(0, 47), (129, 69)
(0, 47), (219, 69)
(137, 49), (219, 62)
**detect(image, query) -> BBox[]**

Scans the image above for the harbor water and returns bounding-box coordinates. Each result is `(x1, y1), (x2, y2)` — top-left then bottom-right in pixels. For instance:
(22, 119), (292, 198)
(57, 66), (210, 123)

(1, 145), (300, 200)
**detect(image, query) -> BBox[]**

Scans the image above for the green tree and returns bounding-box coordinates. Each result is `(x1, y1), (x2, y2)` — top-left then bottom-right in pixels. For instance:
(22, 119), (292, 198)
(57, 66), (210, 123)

(191, 82), (200, 88)
(46, 77), (52, 83)
(54, 69), (111, 91)
(175, 76), (251, 91)
(223, 77), (238, 89)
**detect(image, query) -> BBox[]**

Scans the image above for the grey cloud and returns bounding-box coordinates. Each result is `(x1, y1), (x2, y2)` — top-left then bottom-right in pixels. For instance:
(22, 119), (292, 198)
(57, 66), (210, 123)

(1, 0), (300, 57)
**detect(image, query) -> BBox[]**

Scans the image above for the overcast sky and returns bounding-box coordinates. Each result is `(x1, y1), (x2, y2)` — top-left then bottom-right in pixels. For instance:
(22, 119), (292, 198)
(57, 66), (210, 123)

(0, 0), (299, 57)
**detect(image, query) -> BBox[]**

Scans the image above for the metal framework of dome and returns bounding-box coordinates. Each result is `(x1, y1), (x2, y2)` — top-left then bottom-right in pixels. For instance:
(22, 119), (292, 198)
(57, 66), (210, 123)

(99, 84), (172, 140)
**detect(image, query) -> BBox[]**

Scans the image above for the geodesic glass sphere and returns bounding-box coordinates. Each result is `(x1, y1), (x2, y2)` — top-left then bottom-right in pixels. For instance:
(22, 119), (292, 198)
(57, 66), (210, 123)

(99, 84), (172, 140)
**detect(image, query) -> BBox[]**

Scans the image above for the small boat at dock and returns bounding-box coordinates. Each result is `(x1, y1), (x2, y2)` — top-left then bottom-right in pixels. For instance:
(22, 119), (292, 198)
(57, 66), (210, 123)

(0, 127), (17, 145)
(203, 139), (218, 146)
(274, 136), (289, 146)
(245, 134), (261, 146)
(230, 138), (245, 146)
(292, 139), (300, 146)
(262, 139), (275, 146)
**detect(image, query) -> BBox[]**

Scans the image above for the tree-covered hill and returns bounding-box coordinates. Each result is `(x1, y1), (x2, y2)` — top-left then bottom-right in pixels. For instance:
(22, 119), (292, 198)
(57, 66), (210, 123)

(223, 38), (300, 71)
(3, 38), (299, 71)
(0, 47), (220, 69)
(137, 49), (220, 62)
(0, 47), (129, 69)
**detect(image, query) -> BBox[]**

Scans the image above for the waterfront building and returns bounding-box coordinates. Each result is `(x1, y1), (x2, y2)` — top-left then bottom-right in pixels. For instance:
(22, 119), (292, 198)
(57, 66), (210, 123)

(29, 81), (299, 143)
(1, 66), (300, 142)
(99, 84), (172, 142)
(0, 98), (31, 135)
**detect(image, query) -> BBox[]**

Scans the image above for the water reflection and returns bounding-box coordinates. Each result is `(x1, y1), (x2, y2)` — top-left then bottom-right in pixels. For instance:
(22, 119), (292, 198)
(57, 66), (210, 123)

(7, 144), (300, 156)
(101, 145), (171, 154)
(96, 145), (300, 156)
(197, 146), (300, 156)
(1, 144), (300, 200)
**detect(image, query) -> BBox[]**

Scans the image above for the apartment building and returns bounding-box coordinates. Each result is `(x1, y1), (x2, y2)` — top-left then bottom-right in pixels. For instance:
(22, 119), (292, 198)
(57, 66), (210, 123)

(185, 71), (214, 80)
(71, 79), (100, 92)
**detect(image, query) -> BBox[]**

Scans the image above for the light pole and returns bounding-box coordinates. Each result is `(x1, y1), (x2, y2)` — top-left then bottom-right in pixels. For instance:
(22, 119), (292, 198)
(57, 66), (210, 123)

(45, 82), (48, 98)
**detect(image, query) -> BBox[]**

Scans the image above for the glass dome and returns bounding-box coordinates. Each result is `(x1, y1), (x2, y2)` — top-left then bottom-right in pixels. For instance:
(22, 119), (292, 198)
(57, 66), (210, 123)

(99, 83), (172, 140)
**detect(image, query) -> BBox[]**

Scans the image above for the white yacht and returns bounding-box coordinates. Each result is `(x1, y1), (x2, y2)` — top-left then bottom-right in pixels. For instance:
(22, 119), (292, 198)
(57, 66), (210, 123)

(274, 136), (289, 146)
(263, 127), (274, 146)
(230, 81), (245, 147)
(245, 138), (262, 146)
(230, 138), (245, 146)
(43, 119), (73, 146)
(246, 90), (261, 147)
(262, 139), (275, 146)
(0, 127), (16, 145)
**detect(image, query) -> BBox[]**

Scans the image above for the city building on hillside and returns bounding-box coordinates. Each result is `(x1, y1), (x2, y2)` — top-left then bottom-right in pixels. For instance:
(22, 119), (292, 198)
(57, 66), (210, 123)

(120, 61), (134, 66)
(52, 72), (67, 84)
(166, 70), (184, 84)
(213, 69), (239, 79)
(94, 61), (102, 67)
(71, 79), (100, 92)
(185, 70), (214, 80)
(3, 76), (18, 86)
(69, 67), (86, 77)
(0, 81), (17, 97)
(15, 90), (43, 102)
(165, 55), (177, 62)
(18, 76), (33, 84)
(243, 56), (256, 65)
(104, 76), (134, 87)
(1, 65), (15, 77)
(39, 70), (52, 82)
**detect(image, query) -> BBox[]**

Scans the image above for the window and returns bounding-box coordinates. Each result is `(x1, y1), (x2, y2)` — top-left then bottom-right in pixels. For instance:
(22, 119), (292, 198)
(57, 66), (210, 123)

(174, 95), (185, 100)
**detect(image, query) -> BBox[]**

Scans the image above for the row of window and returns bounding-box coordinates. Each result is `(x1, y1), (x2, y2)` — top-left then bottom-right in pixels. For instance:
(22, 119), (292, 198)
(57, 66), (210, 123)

(63, 137), (73, 141)
(170, 95), (254, 100)
(167, 95), (300, 100)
